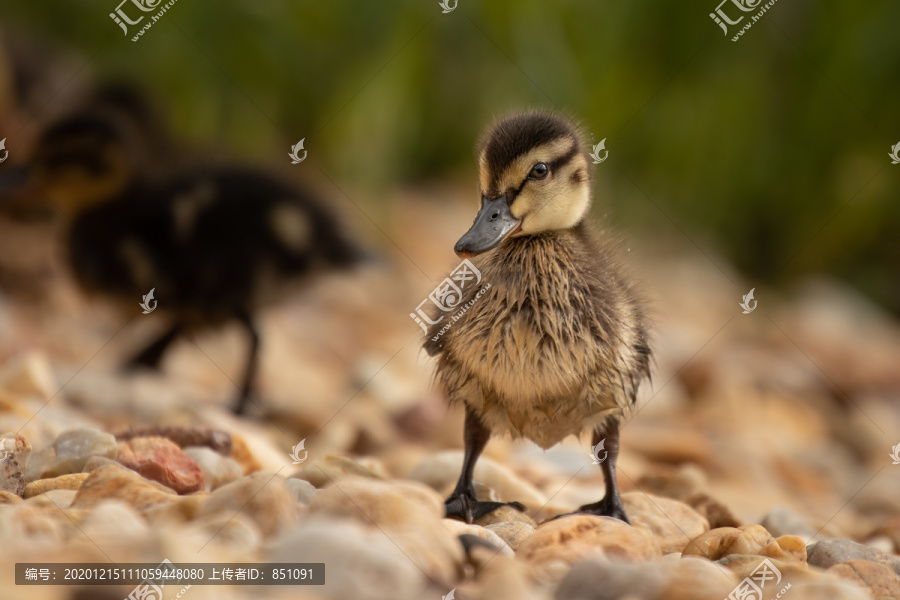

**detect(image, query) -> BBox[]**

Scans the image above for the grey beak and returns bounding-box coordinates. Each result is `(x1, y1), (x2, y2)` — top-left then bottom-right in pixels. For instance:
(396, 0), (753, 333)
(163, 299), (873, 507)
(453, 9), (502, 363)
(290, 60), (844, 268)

(454, 194), (520, 258)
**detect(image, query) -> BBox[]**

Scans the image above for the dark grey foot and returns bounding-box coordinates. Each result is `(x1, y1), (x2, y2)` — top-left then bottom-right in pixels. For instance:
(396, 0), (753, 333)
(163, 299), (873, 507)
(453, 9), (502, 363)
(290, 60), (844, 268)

(232, 392), (253, 416)
(123, 346), (167, 371)
(553, 495), (630, 524)
(444, 492), (526, 523)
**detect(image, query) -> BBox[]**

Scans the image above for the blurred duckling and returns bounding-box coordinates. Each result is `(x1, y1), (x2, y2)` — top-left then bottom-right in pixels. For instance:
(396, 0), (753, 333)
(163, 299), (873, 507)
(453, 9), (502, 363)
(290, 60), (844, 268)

(426, 112), (651, 523)
(17, 102), (365, 415)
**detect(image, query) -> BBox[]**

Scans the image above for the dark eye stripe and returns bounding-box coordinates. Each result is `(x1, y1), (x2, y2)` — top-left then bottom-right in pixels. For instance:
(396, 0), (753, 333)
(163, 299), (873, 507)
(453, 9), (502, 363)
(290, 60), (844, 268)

(548, 143), (580, 172)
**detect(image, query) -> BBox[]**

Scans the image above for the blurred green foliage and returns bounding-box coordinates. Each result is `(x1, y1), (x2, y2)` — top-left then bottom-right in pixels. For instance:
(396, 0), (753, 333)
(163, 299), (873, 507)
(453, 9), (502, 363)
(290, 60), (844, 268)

(3, 0), (899, 311)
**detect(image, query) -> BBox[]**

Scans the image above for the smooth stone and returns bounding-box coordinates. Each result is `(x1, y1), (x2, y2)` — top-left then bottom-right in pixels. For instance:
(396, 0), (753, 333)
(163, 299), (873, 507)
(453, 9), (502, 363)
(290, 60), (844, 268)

(475, 503), (536, 527)
(284, 477), (318, 504)
(410, 451), (547, 508)
(623, 492), (709, 554)
(787, 580), (875, 600)
(309, 477), (463, 586)
(0, 432), (30, 496)
(716, 554), (818, 584)
(634, 464), (707, 501)
(72, 464), (178, 512)
(83, 455), (121, 472)
(828, 559), (900, 600)
(26, 489), (77, 508)
(79, 500), (151, 541)
(290, 454), (385, 488)
(46, 428), (117, 477)
(116, 437), (204, 494)
(23, 446), (54, 483)
(441, 519), (514, 556)
(555, 556), (736, 600)
(0, 352), (57, 400)
(762, 505), (818, 541)
(485, 521), (536, 551)
(517, 515), (662, 581)
(24, 473), (89, 498)
(807, 538), (900, 577)
(683, 524), (805, 562)
(0, 490), (23, 503)
(270, 518), (425, 600)
(197, 472), (298, 537)
(183, 446), (241, 491)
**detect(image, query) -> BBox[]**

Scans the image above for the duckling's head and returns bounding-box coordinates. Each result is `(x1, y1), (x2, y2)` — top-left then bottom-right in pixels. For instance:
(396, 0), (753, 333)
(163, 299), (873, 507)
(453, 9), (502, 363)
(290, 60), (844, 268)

(455, 111), (591, 258)
(29, 110), (136, 214)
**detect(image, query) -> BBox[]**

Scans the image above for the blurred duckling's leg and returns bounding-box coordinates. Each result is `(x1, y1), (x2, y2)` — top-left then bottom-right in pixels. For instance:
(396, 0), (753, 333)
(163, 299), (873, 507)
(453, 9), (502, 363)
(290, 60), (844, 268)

(124, 323), (182, 370)
(232, 311), (259, 416)
(444, 408), (526, 523)
(575, 421), (630, 523)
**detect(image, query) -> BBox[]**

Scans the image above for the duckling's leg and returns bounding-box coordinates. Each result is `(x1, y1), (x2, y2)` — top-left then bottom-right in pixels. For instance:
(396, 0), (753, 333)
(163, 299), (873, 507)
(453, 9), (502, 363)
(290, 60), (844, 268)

(124, 323), (182, 370)
(444, 408), (526, 523)
(232, 311), (259, 416)
(575, 421), (630, 523)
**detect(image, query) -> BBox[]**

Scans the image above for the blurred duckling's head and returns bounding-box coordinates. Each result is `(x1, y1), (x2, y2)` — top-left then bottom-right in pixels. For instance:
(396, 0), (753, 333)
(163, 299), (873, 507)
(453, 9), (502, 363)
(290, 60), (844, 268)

(30, 110), (136, 214)
(455, 112), (591, 258)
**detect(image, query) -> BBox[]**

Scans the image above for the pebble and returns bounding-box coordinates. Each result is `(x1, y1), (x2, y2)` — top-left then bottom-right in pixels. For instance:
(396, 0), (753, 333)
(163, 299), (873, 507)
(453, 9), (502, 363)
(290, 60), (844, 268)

(486, 520), (536, 551)
(116, 436), (204, 494)
(441, 518), (514, 556)
(309, 477), (464, 586)
(284, 477), (318, 504)
(290, 454), (385, 488)
(517, 515), (662, 581)
(116, 425), (232, 455)
(622, 492), (709, 554)
(761, 505), (818, 540)
(23, 473), (89, 498)
(183, 446), (242, 491)
(0, 352), (57, 400)
(683, 524), (806, 562)
(26, 488), (77, 508)
(0, 432), (30, 496)
(197, 472), (298, 537)
(270, 518), (426, 600)
(79, 500), (152, 542)
(71, 464), (178, 511)
(807, 537), (900, 577)
(45, 427), (117, 477)
(686, 493), (742, 529)
(829, 559), (900, 599)
(554, 556), (736, 600)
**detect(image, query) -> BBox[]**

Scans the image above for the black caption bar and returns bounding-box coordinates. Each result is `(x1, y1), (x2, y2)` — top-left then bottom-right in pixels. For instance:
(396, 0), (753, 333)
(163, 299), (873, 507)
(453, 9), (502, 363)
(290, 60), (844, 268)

(15, 563), (324, 585)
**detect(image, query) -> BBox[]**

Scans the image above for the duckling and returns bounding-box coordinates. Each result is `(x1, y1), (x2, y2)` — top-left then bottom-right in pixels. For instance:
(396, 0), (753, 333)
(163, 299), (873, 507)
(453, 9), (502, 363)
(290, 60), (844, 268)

(21, 102), (365, 415)
(425, 112), (651, 524)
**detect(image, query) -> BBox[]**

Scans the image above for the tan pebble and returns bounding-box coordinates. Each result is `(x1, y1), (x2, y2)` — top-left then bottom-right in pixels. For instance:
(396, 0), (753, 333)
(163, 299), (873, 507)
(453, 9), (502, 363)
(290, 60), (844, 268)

(517, 514), (661, 581)
(72, 464), (178, 512)
(26, 489), (77, 508)
(828, 559), (900, 600)
(291, 454), (384, 488)
(775, 534), (808, 562)
(474, 504), (536, 527)
(24, 473), (90, 498)
(0, 490), (23, 504)
(197, 473), (297, 537)
(683, 524), (777, 560)
(229, 435), (263, 475)
(0, 432), (31, 496)
(485, 520), (535, 551)
(623, 492), (709, 554)
(441, 519), (513, 556)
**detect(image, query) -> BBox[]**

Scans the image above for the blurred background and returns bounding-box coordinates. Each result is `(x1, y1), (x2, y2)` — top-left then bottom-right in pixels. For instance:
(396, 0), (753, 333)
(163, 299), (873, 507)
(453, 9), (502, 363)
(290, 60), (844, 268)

(0, 1), (899, 599)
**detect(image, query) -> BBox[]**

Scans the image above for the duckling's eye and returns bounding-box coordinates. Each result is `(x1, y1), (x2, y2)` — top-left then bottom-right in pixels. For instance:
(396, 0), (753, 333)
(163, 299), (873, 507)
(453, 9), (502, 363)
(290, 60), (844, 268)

(528, 163), (549, 180)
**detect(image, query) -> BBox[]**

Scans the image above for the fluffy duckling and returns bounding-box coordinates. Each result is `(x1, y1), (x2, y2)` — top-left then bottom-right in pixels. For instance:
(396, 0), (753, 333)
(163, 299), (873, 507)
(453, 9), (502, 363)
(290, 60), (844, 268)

(425, 112), (651, 523)
(19, 102), (364, 415)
